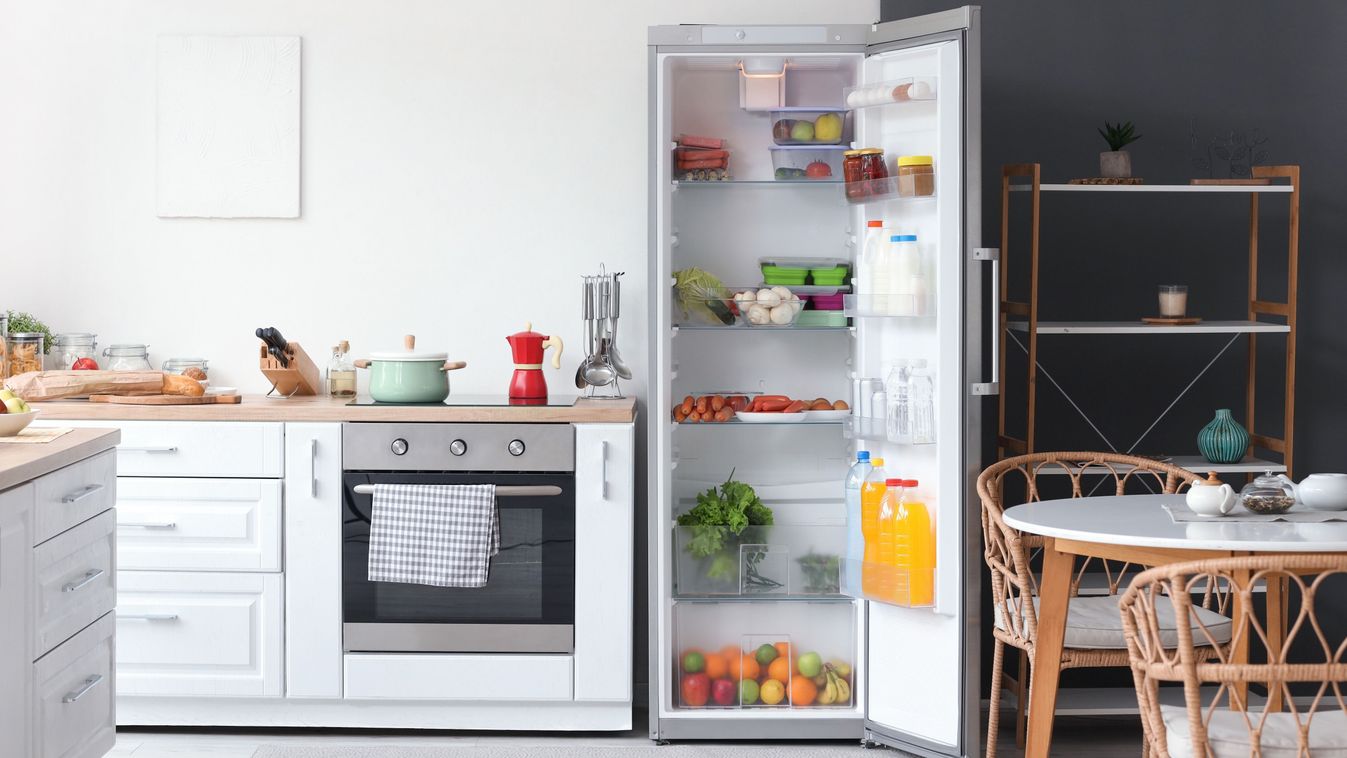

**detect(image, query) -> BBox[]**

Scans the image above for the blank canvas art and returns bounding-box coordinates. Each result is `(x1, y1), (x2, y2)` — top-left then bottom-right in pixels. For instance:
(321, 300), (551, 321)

(157, 35), (301, 218)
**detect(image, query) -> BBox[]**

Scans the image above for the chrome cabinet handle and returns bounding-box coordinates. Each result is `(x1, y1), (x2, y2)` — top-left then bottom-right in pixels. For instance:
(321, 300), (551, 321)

(352, 484), (561, 497)
(62, 674), (104, 704)
(310, 438), (319, 498)
(62, 569), (105, 593)
(599, 440), (608, 501)
(973, 247), (1000, 396)
(60, 483), (104, 504)
(117, 612), (178, 621)
(120, 522), (177, 529)
(121, 446), (178, 454)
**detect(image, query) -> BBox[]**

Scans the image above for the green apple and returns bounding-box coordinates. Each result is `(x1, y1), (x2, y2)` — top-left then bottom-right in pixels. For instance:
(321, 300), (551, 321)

(789, 120), (815, 142)
(3, 397), (24, 414)
(0, 389), (15, 401)
(797, 651), (823, 678)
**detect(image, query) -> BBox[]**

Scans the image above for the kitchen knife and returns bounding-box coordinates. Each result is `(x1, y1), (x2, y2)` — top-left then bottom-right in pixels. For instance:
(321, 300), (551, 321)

(267, 327), (290, 353)
(268, 345), (290, 368)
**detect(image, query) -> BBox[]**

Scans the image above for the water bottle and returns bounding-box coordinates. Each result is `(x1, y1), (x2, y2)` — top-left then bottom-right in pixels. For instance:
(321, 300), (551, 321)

(885, 361), (911, 443)
(843, 451), (874, 596)
(909, 363), (935, 445)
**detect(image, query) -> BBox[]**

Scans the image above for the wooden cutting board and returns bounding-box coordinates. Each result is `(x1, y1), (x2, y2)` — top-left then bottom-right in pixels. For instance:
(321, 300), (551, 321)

(88, 394), (242, 405)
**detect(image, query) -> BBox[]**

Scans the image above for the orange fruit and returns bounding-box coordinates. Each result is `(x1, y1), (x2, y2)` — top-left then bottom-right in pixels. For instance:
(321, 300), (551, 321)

(704, 652), (728, 680)
(767, 656), (791, 683)
(789, 675), (817, 706)
(720, 644), (741, 660)
(726, 653), (742, 681)
(774, 641), (791, 661)
(740, 654), (761, 681)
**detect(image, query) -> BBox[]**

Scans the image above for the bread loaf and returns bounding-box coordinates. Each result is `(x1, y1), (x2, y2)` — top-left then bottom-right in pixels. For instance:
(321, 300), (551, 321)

(4, 370), (165, 400)
(162, 373), (206, 397)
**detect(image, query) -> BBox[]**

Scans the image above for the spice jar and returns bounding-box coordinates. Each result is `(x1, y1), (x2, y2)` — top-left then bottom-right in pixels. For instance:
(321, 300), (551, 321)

(162, 358), (209, 378)
(7, 333), (45, 377)
(53, 333), (99, 370)
(896, 155), (935, 197)
(102, 344), (152, 371)
(1239, 472), (1297, 515)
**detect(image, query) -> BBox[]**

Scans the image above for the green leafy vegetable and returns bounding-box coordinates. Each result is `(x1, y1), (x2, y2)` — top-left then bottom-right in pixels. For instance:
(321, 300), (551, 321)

(673, 268), (735, 325)
(796, 552), (841, 594)
(677, 472), (778, 589)
(6, 311), (53, 354)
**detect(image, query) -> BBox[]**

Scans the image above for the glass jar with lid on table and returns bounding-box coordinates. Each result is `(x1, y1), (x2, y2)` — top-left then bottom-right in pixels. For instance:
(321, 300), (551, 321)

(53, 333), (99, 370)
(102, 344), (152, 371)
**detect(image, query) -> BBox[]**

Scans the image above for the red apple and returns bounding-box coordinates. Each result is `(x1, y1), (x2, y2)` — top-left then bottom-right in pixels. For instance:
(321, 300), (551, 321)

(681, 673), (710, 707)
(711, 677), (736, 706)
(72, 357), (99, 370)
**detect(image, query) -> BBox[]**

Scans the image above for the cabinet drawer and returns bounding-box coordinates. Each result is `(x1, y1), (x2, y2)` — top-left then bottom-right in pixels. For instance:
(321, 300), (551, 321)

(79, 421), (284, 479)
(116, 571), (283, 697)
(34, 511), (116, 658)
(344, 653), (573, 700)
(116, 478), (282, 571)
(33, 450), (115, 545)
(34, 613), (115, 758)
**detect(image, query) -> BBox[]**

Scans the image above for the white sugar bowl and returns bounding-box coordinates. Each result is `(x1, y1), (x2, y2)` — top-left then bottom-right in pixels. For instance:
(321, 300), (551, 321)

(1280, 473), (1347, 511)
(1186, 472), (1237, 517)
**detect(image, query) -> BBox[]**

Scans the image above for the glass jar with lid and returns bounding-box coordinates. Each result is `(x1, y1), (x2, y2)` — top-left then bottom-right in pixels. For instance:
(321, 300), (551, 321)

(8, 333), (46, 377)
(162, 358), (209, 378)
(102, 344), (152, 372)
(53, 333), (99, 370)
(1239, 471), (1297, 515)
(896, 155), (935, 197)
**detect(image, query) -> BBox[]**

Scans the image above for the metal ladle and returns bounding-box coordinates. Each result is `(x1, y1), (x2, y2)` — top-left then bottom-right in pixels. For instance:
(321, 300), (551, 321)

(575, 277), (592, 389)
(581, 279), (617, 387)
(607, 276), (632, 380)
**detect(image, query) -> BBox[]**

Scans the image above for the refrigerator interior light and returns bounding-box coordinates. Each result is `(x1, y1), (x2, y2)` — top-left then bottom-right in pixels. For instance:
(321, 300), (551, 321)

(739, 57), (787, 78)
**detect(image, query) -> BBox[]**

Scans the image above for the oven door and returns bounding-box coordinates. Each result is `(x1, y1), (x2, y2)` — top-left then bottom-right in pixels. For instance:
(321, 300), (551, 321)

(342, 472), (575, 653)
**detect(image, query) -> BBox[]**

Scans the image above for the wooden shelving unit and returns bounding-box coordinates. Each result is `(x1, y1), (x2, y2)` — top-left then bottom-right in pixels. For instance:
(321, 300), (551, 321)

(996, 163), (1300, 475)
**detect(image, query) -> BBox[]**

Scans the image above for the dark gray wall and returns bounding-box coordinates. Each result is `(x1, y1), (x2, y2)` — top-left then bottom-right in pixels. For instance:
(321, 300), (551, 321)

(881, 0), (1347, 688)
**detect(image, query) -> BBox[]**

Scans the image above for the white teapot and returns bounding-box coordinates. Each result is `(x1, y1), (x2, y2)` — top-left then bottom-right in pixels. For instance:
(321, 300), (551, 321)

(1278, 473), (1347, 511)
(1186, 472), (1237, 517)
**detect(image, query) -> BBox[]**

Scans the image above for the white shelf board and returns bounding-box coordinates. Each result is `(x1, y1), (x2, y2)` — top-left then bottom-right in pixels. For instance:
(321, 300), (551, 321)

(1030, 455), (1285, 476)
(1008, 320), (1290, 335)
(1008, 183), (1293, 194)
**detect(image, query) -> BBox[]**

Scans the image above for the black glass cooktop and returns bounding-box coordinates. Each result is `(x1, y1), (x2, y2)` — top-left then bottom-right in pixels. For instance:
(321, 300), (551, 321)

(346, 394), (581, 408)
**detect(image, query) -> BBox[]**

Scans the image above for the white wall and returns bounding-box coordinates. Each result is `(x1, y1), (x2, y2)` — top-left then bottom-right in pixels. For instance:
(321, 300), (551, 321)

(1, 0), (875, 395)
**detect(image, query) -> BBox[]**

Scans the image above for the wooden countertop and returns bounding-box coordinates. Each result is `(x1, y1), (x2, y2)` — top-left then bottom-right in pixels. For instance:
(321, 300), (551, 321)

(0, 427), (120, 492)
(31, 395), (638, 424)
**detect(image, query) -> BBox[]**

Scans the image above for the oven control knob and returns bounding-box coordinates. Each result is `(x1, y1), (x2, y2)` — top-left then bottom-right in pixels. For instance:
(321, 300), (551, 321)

(507, 439), (526, 456)
(449, 439), (467, 456)
(390, 438), (409, 456)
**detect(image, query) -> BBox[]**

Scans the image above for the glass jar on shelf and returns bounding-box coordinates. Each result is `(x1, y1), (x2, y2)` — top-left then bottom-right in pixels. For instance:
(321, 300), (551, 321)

(8, 333), (46, 377)
(102, 344), (152, 371)
(162, 358), (209, 378)
(896, 155), (935, 197)
(53, 333), (99, 370)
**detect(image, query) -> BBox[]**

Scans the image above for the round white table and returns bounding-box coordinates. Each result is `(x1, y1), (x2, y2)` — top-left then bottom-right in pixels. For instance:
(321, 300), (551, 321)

(1001, 493), (1347, 758)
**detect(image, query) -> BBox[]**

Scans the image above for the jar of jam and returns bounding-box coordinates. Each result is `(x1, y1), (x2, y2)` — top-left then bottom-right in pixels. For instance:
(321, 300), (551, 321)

(858, 148), (888, 182)
(843, 150), (865, 199)
(896, 155), (935, 197)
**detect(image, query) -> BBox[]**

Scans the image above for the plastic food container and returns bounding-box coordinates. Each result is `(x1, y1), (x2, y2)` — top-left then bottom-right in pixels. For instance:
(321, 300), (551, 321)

(797, 311), (848, 328)
(759, 257), (850, 286)
(896, 155), (935, 197)
(811, 292), (845, 310)
(769, 147), (843, 182)
(769, 109), (848, 145)
(810, 266), (849, 287)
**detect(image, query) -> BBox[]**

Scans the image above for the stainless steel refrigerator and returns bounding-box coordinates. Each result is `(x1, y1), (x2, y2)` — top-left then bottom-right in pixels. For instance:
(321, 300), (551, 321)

(647, 7), (988, 755)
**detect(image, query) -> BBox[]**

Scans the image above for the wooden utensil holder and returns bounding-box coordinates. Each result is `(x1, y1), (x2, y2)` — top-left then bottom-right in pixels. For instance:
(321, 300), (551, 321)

(259, 341), (322, 397)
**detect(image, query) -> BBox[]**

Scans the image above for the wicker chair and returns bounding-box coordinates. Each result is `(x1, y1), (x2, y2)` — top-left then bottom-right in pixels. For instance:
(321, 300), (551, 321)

(977, 452), (1213, 758)
(1120, 554), (1347, 757)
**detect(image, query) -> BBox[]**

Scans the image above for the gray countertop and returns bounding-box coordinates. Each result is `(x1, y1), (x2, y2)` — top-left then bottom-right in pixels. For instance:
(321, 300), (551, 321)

(0, 427), (121, 492)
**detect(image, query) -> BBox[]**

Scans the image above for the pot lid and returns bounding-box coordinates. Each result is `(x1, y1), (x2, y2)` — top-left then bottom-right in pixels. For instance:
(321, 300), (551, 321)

(370, 334), (447, 362)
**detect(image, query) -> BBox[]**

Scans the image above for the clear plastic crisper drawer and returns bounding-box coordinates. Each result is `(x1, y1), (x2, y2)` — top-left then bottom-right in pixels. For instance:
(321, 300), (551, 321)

(673, 524), (847, 598)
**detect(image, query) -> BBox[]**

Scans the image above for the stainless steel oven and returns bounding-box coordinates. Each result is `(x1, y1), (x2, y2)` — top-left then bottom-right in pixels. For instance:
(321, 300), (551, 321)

(341, 422), (575, 654)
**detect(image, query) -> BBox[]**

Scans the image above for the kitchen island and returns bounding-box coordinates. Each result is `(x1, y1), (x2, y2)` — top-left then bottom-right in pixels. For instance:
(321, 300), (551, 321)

(0, 427), (120, 758)
(29, 397), (637, 732)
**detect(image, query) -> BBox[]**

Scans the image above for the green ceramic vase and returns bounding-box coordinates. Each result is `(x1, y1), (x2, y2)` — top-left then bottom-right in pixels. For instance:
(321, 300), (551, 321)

(1197, 409), (1249, 464)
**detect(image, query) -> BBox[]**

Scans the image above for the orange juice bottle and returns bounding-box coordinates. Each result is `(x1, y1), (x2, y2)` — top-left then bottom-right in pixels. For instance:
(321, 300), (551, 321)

(894, 479), (935, 606)
(860, 458), (888, 597)
(875, 479), (906, 603)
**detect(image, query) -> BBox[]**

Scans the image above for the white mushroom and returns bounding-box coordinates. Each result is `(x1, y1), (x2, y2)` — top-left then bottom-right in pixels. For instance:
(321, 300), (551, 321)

(756, 288), (782, 308)
(746, 304), (771, 325)
(769, 304), (795, 325)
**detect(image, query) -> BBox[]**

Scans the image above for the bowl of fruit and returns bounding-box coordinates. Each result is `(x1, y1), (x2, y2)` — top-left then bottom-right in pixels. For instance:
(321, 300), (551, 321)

(0, 390), (38, 436)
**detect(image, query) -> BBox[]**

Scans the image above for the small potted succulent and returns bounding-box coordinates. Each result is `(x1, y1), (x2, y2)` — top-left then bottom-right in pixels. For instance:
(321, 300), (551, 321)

(1097, 120), (1142, 178)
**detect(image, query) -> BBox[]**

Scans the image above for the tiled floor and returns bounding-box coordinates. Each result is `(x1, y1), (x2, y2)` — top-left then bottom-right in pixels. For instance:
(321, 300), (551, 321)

(110, 711), (1146, 757)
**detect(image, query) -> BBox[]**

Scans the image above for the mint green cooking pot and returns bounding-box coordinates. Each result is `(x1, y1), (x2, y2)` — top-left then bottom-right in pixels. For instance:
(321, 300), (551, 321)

(354, 334), (467, 403)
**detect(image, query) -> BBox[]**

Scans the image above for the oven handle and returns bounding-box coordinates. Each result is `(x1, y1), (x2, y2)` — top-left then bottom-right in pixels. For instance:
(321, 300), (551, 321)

(351, 484), (563, 498)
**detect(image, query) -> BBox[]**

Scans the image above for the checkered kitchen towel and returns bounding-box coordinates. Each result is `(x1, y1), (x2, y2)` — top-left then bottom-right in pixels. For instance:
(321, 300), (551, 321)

(367, 484), (500, 587)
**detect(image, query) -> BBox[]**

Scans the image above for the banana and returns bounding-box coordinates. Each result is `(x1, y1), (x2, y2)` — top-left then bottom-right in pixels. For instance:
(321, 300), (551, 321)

(813, 673), (830, 688)
(828, 659), (853, 680)
(817, 676), (838, 705)
(833, 673), (852, 704)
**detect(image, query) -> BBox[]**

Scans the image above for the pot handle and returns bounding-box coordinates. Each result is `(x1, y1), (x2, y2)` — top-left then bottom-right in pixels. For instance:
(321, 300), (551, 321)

(354, 359), (371, 369)
(441, 361), (468, 372)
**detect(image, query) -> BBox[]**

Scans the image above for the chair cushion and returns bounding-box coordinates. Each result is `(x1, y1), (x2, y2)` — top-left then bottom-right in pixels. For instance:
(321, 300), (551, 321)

(1161, 705), (1347, 757)
(995, 595), (1232, 650)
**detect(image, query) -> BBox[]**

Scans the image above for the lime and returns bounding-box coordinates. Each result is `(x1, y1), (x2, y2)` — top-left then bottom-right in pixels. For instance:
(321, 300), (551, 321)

(754, 643), (778, 666)
(739, 679), (760, 705)
(682, 650), (705, 673)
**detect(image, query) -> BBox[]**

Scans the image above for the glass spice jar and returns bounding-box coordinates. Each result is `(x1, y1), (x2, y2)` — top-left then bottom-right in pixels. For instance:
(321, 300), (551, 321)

(843, 149), (866, 199)
(102, 344), (152, 371)
(7, 333), (45, 377)
(896, 155), (935, 197)
(53, 333), (99, 370)
(162, 358), (209, 378)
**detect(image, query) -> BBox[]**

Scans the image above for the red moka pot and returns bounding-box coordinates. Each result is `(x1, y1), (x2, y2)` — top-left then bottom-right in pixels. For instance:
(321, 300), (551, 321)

(506, 322), (563, 400)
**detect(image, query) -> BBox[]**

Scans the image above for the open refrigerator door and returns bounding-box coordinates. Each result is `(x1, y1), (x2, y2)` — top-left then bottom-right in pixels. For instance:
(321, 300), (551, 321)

(648, 9), (982, 751)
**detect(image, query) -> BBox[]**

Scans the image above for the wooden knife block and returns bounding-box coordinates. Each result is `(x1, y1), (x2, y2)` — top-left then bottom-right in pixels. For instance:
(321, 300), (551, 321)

(259, 341), (321, 396)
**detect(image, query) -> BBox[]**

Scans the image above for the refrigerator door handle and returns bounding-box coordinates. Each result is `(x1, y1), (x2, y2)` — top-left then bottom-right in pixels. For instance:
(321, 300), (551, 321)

(972, 247), (1000, 396)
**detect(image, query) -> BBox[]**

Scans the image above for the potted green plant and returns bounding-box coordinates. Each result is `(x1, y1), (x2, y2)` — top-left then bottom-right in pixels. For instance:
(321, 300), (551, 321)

(1098, 120), (1142, 178)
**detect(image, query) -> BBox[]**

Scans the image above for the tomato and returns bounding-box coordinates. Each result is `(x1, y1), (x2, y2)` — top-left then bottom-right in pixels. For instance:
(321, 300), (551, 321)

(71, 357), (99, 370)
(681, 672), (710, 707)
(805, 161), (833, 179)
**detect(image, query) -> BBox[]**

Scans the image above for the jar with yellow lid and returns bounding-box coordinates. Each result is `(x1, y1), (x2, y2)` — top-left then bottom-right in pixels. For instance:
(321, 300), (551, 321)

(896, 155), (935, 197)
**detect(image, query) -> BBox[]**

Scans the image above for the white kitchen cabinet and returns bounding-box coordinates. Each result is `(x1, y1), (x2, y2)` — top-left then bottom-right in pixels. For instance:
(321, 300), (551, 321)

(67, 420), (283, 478)
(34, 510), (116, 658)
(0, 483), (35, 758)
(115, 478), (282, 572)
(283, 422), (343, 699)
(572, 423), (635, 702)
(344, 653), (573, 701)
(33, 613), (116, 758)
(116, 571), (283, 698)
(33, 449), (116, 545)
